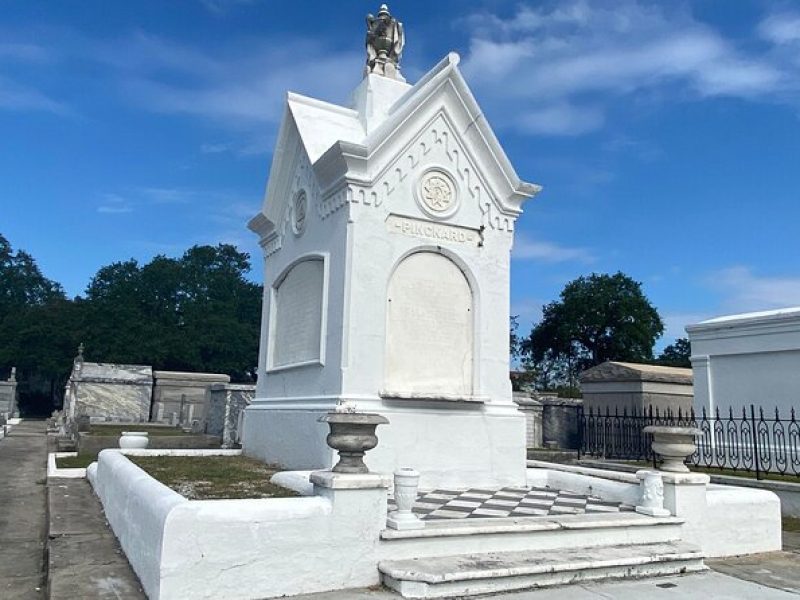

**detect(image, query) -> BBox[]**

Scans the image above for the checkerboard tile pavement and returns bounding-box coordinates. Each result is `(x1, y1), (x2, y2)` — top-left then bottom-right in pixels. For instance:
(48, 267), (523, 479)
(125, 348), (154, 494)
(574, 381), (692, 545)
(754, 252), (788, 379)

(387, 486), (635, 520)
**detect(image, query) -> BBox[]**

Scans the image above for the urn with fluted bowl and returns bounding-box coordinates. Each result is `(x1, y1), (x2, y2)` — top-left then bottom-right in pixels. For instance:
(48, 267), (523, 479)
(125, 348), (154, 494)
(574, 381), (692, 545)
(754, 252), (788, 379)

(319, 412), (389, 474)
(644, 425), (701, 473)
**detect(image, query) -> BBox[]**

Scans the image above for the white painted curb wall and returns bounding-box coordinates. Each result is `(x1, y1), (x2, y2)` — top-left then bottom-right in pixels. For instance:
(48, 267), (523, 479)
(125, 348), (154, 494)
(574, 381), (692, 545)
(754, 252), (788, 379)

(527, 462), (782, 558)
(90, 451), (387, 599)
(91, 450), (187, 599)
(47, 452), (87, 479)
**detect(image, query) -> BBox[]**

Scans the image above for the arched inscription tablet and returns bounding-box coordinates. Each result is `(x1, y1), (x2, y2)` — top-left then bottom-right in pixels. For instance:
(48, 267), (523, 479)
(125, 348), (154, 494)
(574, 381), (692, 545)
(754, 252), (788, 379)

(385, 252), (473, 396)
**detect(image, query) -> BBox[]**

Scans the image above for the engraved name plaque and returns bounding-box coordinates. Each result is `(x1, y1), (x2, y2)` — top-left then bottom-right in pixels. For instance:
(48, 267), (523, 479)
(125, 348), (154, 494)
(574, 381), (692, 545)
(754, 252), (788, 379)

(386, 215), (479, 245)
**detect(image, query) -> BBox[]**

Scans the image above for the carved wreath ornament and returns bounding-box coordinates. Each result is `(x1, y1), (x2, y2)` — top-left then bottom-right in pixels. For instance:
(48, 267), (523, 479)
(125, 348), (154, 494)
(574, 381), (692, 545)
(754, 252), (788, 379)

(293, 190), (308, 235)
(418, 170), (457, 217)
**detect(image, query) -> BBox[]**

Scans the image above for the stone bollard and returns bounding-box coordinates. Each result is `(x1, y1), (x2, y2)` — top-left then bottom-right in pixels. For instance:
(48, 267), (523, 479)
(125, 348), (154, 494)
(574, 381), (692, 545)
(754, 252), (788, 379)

(635, 470), (670, 517)
(388, 468), (424, 530)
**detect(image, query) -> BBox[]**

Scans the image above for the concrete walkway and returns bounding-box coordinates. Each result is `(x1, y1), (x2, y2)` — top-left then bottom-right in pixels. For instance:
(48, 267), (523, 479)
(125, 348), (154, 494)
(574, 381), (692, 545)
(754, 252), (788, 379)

(47, 478), (144, 599)
(0, 420), (48, 599)
(293, 572), (799, 599)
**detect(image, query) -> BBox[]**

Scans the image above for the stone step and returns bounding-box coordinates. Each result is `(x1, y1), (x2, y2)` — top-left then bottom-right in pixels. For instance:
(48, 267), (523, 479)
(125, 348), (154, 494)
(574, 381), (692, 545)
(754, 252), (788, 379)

(379, 541), (705, 598)
(379, 512), (685, 562)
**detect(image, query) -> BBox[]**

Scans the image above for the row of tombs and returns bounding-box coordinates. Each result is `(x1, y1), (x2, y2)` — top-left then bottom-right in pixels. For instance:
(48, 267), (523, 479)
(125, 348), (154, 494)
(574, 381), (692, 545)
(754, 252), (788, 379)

(59, 345), (253, 446)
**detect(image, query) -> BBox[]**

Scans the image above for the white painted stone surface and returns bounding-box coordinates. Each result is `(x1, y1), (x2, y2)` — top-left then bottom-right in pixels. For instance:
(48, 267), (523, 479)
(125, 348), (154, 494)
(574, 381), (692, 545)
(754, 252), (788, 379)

(526, 463), (782, 558)
(243, 53), (540, 489)
(385, 252), (473, 397)
(270, 470), (315, 496)
(687, 307), (800, 414)
(271, 258), (325, 369)
(91, 451), (780, 599)
(47, 452), (87, 479)
(91, 452), (389, 599)
(90, 450), (187, 599)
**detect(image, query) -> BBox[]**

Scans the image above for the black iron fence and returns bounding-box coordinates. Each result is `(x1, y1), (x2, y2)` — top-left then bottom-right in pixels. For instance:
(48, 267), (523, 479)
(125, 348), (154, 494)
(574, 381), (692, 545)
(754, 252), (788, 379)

(579, 405), (800, 479)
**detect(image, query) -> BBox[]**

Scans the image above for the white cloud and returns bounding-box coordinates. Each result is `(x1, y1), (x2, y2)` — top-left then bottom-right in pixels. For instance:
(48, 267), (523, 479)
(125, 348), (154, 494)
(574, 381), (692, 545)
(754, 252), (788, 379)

(0, 42), (51, 63)
(759, 12), (800, 45)
(709, 266), (800, 313)
(98, 34), (361, 130)
(97, 193), (134, 214)
(518, 103), (604, 135)
(0, 75), (70, 114)
(461, 1), (795, 136)
(512, 236), (596, 263)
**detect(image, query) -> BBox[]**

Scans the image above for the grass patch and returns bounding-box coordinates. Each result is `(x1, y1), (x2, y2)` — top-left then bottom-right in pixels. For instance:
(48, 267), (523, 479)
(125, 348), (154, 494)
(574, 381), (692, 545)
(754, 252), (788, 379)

(56, 454), (96, 469)
(784, 517), (800, 532)
(87, 425), (191, 437)
(129, 455), (296, 500)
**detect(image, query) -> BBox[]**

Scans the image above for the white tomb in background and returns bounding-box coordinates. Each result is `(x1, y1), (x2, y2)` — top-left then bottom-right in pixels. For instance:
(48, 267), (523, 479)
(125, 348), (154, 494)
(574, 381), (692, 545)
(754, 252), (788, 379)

(244, 45), (540, 489)
(687, 306), (800, 415)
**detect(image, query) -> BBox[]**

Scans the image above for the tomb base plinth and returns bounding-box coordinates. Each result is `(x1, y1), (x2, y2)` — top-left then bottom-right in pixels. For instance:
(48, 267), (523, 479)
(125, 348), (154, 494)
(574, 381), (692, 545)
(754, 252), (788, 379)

(242, 402), (527, 490)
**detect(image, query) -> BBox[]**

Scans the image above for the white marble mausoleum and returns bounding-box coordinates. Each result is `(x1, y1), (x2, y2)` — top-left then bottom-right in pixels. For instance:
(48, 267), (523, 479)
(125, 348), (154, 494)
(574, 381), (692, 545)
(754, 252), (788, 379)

(243, 45), (540, 488)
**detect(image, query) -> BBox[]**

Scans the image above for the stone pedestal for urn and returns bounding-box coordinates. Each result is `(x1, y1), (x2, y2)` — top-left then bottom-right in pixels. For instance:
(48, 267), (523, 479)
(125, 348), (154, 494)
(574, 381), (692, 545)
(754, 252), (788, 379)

(319, 412), (389, 474)
(119, 431), (149, 449)
(644, 426), (701, 473)
(388, 468), (425, 530)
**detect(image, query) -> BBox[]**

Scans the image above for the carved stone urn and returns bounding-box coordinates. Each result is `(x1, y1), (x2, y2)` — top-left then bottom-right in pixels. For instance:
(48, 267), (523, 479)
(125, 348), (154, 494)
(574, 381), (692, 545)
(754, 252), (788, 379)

(644, 426), (701, 473)
(319, 412), (389, 474)
(119, 431), (149, 450)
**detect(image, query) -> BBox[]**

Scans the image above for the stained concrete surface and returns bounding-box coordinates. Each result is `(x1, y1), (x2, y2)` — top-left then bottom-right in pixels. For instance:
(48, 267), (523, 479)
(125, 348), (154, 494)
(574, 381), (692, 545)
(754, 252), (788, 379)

(292, 571), (799, 599)
(47, 478), (145, 599)
(0, 420), (47, 599)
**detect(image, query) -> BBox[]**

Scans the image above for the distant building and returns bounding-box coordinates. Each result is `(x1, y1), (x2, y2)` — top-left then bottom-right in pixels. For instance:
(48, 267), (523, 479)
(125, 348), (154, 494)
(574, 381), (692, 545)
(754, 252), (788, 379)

(687, 307), (800, 415)
(579, 361), (693, 415)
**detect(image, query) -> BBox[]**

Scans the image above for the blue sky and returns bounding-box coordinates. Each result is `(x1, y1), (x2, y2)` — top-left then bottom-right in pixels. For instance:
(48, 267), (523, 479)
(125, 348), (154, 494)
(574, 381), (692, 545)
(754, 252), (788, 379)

(2, 0), (800, 346)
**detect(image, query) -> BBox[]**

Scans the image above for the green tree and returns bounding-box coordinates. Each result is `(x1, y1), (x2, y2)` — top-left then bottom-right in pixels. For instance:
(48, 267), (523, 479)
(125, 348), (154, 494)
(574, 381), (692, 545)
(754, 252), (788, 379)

(0, 233), (64, 312)
(656, 337), (691, 368)
(522, 272), (664, 387)
(82, 244), (261, 381)
(0, 234), (75, 414)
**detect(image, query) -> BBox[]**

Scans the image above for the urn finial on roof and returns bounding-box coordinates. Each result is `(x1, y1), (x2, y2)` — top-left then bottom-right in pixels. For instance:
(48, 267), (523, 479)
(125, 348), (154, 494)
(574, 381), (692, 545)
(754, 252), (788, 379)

(365, 4), (405, 82)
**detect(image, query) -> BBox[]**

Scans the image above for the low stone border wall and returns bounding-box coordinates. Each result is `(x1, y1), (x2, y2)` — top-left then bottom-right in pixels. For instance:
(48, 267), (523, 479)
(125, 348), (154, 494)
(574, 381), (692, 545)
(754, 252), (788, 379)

(528, 460), (781, 557)
(88, 450), (388, 600)
(48, 452), (86, 479)
(78, 433), (221, 457)
(578, 459), (800, 518)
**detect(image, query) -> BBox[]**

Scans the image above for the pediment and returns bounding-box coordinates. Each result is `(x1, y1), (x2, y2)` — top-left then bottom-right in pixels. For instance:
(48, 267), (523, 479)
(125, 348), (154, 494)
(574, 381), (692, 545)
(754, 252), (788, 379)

(250, 113), (320, 248)
(369, 109), (503, 229)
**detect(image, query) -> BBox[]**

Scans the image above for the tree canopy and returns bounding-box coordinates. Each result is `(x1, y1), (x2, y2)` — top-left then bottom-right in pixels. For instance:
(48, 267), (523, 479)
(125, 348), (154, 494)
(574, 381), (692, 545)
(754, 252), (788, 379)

(0, 234), (262, 415)
(656, 337), (692, 368)
(521, 272), (664, 389)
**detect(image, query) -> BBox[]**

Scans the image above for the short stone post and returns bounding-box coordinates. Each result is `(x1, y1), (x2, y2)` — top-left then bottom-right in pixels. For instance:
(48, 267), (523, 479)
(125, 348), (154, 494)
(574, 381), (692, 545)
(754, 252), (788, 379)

(644, 425), (709, 547)
(308, 408), (392, 590)
(388, 468), (424, 530)
(635, 470), (670, 517)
